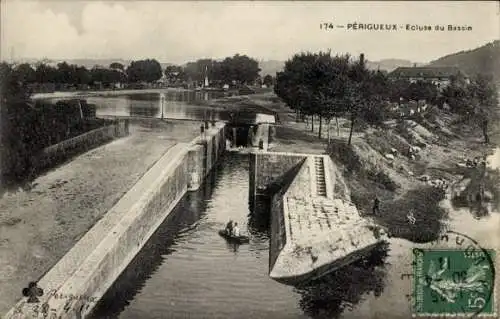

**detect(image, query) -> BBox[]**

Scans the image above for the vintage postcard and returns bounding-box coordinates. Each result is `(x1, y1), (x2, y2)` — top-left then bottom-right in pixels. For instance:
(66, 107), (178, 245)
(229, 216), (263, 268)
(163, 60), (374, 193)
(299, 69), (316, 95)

(0, 1), (499, 318)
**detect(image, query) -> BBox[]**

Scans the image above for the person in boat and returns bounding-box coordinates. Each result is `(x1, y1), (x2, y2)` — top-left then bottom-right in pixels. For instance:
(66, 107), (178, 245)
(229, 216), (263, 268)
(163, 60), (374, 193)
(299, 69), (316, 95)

(225, 220), (234, 235)
(232, 222), (240, 237)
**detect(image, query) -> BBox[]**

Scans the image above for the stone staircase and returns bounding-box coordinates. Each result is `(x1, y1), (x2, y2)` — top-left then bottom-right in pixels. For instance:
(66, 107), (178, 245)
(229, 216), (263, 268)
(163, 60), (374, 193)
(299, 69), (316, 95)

(314, 157), (327, 197)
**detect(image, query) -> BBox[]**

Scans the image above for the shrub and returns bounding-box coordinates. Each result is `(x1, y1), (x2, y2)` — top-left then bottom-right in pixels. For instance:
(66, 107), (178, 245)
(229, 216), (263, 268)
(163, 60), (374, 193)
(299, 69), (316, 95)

(366, 168), (399, 192)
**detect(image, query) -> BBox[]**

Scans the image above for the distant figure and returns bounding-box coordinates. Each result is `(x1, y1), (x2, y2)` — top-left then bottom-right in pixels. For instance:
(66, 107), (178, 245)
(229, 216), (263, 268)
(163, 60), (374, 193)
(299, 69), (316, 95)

(232, 222), (240, 237)
(225, 220), (233, 235)
(373, 197), (380, 215)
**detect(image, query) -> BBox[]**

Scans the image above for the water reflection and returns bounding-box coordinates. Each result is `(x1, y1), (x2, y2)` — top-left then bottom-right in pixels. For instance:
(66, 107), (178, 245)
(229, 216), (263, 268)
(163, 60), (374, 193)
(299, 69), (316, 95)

(295, 242), (389, 319)
(88, 169), (218, 319)
(247, 195), (271, 237)
(87, 91), (228, 121)
(449, 158), (500, 218)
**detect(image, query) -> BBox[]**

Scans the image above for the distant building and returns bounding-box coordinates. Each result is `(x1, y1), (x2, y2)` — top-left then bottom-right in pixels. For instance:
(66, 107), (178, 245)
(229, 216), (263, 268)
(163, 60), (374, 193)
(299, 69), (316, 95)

(389, 65), (469, 89)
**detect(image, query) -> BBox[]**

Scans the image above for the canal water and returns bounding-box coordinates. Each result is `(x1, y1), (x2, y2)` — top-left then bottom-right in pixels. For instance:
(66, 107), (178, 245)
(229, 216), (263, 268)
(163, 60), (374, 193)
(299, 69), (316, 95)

(89, 152), (500, 319)
(88, 153), (499, 318)
(87, 91), (228, 121)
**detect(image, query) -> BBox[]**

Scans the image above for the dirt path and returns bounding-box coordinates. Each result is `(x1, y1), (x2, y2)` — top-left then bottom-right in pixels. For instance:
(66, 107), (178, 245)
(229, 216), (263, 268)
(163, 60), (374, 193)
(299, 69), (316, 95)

(0, 121), (200, 314)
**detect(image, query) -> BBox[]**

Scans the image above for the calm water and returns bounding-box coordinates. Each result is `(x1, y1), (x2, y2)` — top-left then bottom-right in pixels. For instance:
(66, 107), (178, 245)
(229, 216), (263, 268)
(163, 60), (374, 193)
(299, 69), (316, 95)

(84, 91), (275, 124)
(87, 91), (227, 121)
(89, 153), (500, 319)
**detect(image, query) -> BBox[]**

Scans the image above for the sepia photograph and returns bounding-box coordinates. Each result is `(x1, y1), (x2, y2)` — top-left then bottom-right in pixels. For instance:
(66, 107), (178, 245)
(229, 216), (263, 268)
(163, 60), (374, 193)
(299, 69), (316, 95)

(0, 1), (499, 318)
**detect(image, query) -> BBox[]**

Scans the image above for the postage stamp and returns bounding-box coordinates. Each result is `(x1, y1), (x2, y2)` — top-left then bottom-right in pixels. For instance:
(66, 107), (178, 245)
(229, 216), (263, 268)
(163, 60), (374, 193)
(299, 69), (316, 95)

(412, 233), (496, 317)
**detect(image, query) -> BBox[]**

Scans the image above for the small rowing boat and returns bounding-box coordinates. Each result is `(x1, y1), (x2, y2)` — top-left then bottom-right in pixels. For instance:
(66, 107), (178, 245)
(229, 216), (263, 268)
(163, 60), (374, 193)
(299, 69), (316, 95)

(218, 230), (250, 244)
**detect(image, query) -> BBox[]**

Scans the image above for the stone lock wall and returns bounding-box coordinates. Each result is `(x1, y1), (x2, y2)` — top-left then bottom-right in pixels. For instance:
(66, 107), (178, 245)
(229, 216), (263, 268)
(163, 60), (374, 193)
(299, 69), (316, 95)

(187, 123), (225, 192)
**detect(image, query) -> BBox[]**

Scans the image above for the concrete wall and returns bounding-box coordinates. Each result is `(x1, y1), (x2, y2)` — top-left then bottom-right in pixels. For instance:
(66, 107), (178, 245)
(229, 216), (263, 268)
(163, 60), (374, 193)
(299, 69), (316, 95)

(4, 122), (226, 319)
(248, 151), (308, 212)
(31, 119), (130, 172)
(187, 123), (226, 191)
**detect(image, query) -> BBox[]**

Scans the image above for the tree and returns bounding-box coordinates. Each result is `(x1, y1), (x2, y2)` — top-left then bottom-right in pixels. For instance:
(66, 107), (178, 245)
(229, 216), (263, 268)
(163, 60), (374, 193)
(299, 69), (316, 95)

(75, 66), (92, 85)
(35, 63), (58, 83)
(126, 59), (162, 83)
(1, 62), (31, 102)
(164, 65), (184, 83)
(275, 51), (353, 139)
(388, 78), (411, 103)
(274, 52), (317, 124)
(468, 74), (499, 143)
(263, 74), (274, 87)
(219, 54), (260, 85)
(182, 60), (215, 84)
(441, 81), (471, 114)
(13, 63), (36, 84)
(0, 62), (34, 179)
(406, 80), (438, 104)
(90, 67), (126, 87)
(345, 54), (389, 145)
(54, 62), (81, 86)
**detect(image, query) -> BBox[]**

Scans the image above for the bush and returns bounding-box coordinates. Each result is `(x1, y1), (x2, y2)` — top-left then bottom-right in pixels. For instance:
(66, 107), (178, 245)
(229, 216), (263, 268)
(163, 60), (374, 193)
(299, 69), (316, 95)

(383, 186), (447, 243)
(366, 168), (399, 192)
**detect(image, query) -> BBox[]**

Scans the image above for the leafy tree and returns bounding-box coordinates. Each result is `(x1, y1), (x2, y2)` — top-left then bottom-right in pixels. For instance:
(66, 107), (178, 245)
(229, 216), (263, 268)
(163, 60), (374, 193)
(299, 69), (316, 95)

(91, 67), (126, 87)
(164, 65), (184, 83)
(263, 74), (274, 87)
(55, 62), (80, 86)
(0, 62), (34, 179)
(219, 54), (260, 85)
(345, 54), (390, 145)
(1, 62), (31, 102)
(75, 66), (92, 85)
(275, 52), (317, 124)
(406, 80), (438, 104)
(126, 59), (162, 83)
(441, 81), (471, 114)
(468, 74), (499, 143)
(13, 63), (36, 84)
(109, 62), (125, 70)
(183, 59), (215, 84)
(35, 63), (58, 83)
(388, 78), (411, 103)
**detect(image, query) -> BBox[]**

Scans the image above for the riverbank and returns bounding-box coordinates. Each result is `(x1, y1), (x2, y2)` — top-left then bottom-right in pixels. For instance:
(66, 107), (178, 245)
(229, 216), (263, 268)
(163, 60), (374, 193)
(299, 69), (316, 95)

(31, 87), (191, 100)
(190, 91), (279, 116)
(233, 92), (500, 242)
(0, 120), (201, 314)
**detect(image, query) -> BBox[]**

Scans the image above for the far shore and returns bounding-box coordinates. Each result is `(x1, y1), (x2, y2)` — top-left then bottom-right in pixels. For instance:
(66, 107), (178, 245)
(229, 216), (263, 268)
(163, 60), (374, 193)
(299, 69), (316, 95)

(31, 87), (193, 100)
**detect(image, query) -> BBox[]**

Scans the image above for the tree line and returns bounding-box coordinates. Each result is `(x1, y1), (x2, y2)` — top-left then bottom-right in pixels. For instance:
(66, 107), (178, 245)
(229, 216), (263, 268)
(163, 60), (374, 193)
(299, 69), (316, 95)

(1, 53), (264, 92)
(164, 54), (261, 86)
(274, 51), (498, 144)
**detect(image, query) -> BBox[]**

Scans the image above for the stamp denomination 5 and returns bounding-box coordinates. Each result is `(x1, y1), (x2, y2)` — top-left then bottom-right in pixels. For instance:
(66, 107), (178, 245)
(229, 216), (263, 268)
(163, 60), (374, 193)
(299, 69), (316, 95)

(411, 231), (496, 318)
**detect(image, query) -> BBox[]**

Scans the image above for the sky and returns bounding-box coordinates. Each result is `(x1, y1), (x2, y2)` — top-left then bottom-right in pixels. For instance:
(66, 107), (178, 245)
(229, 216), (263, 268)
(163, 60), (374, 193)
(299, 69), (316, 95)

(1, 1), (499, 64)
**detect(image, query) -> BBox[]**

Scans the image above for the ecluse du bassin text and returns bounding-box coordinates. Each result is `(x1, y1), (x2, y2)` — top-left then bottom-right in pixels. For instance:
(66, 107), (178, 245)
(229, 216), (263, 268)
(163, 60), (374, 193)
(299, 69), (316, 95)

(321, 23), (472, 31)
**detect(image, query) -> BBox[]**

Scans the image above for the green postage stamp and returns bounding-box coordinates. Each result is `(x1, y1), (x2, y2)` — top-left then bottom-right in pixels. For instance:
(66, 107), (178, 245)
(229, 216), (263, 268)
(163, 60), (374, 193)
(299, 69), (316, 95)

(412, 248), (496, 317)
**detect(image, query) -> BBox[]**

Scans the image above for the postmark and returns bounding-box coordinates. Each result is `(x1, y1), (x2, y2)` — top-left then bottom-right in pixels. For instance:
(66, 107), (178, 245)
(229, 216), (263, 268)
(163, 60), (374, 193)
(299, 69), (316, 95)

(411, 231), (496, 318)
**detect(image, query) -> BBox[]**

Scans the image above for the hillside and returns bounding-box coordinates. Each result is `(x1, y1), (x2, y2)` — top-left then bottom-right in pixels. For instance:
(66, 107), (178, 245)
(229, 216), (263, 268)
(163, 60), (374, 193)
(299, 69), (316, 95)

(427, 40), (500, 83)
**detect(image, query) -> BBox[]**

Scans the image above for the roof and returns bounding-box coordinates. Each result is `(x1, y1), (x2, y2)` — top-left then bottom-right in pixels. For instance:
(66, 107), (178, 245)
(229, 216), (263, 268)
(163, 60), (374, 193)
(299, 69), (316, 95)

(389, 66), (468, 79)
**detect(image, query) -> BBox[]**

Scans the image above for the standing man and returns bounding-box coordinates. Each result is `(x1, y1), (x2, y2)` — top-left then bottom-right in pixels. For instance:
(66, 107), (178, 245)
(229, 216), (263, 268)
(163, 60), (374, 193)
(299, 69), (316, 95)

(373, 197), (381, 216)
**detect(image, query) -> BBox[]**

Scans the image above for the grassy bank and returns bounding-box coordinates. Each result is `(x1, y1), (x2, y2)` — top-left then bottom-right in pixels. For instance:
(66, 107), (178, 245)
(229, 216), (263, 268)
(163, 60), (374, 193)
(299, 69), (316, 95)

(229, 92), (499, 243)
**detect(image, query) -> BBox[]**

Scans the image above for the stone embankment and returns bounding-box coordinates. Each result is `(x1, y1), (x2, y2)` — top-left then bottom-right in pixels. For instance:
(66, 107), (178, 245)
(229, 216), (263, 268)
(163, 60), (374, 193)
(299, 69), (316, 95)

(250, 151), (386, 286)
